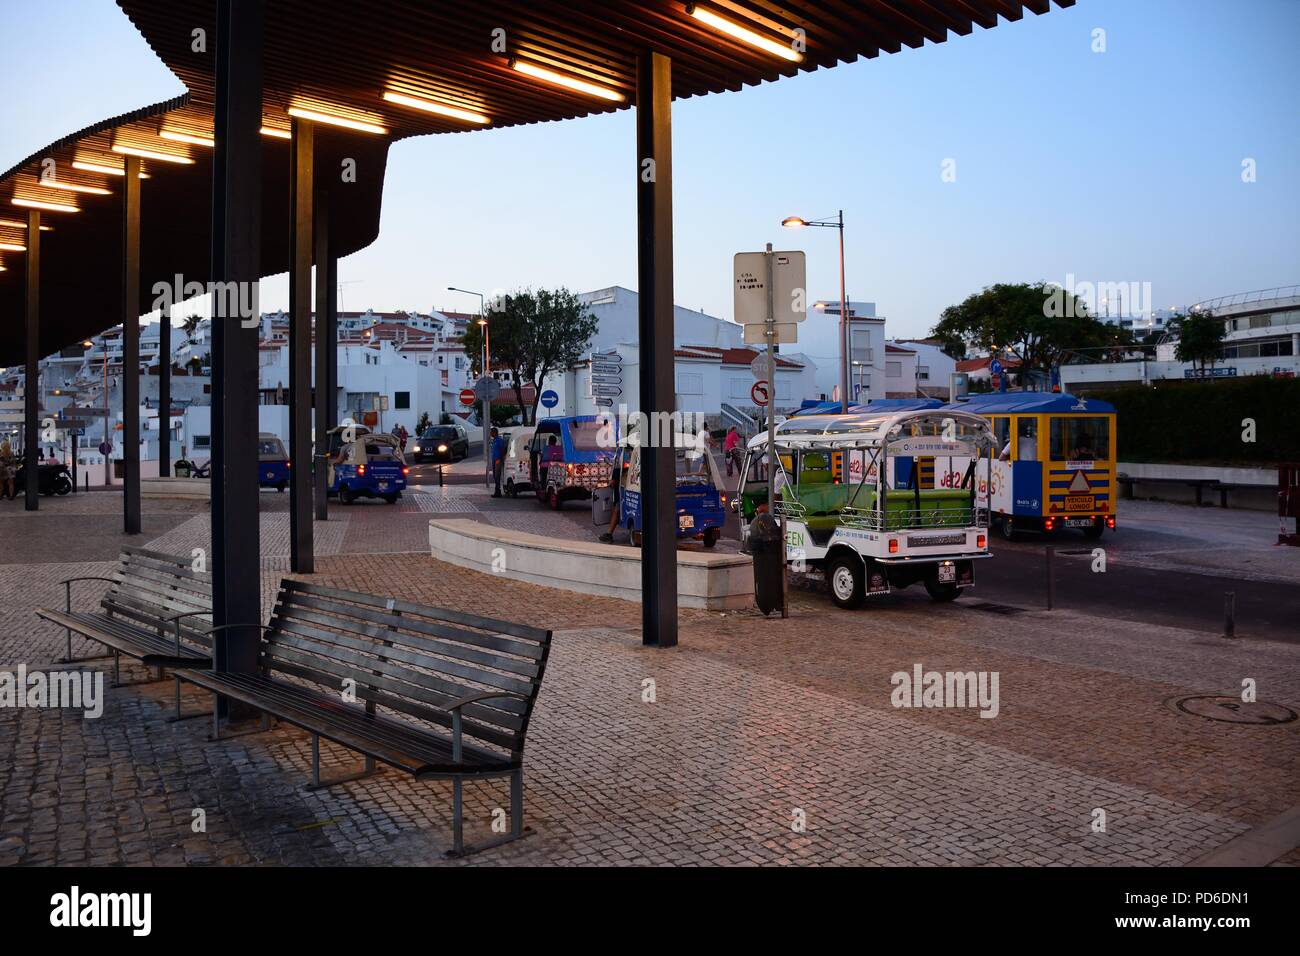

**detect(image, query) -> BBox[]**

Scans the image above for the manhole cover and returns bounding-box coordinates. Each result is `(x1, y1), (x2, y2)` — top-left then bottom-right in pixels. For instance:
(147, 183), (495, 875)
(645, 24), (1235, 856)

(965, 601), (1027, 616)
(1169, 695), (1298, 725)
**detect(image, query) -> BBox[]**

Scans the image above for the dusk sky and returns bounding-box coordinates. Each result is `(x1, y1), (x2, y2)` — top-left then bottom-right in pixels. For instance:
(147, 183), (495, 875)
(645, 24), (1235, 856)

(3, 0), (1297, 367)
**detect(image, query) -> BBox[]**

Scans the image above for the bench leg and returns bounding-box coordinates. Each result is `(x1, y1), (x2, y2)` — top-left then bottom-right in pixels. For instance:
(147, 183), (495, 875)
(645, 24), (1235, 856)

(56, 631), (114, 665)
(167, 676), (212, 723)
(443, 769), (531, 858)
(303, 734), (383, 791)
(209, 699), (273, 741)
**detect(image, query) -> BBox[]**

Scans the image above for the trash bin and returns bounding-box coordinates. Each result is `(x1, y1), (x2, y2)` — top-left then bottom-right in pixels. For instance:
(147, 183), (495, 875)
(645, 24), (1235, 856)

(748, 512), (785, 616)
(591, 486), (613, 526)
(173, 459), (192, 478)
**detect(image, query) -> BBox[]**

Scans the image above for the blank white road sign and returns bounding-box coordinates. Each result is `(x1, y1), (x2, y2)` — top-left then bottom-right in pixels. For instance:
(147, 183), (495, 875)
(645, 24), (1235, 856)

(733, 250), (807, 326)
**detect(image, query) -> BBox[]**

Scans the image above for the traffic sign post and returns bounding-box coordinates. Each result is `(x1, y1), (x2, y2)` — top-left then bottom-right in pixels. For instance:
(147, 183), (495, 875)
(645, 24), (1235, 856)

(751, 379), (769, 407)
(459, 388), (476, 407)
(539, 389), (559, 412)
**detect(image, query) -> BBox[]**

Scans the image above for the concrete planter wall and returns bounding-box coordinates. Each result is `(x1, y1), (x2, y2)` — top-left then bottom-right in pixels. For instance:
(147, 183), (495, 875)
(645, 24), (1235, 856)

(141, 477), (211, 500)
(429, 518), (754, 610)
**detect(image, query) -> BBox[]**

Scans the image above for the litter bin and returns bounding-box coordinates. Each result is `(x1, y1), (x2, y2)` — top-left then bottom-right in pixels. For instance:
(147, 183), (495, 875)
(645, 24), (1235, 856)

(173, 459), (192, 478)
(748, 512), (785, 616)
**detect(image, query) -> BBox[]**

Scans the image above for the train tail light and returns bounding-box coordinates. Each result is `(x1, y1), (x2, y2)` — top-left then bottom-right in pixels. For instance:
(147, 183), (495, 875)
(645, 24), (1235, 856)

(1106, 516), (1116, 529)
(357, 464), (366, 476)
(1044, 517), (1055, 531)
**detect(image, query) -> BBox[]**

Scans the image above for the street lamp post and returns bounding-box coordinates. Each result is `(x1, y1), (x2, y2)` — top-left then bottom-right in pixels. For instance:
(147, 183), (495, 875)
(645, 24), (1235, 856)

(447, 286), (491, 490)
(782, 211), (849, 413)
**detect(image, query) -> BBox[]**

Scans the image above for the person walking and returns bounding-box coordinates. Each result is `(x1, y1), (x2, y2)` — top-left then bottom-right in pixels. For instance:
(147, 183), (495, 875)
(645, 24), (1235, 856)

(490, 427), (506, 498)
(724, 425), (741, 477)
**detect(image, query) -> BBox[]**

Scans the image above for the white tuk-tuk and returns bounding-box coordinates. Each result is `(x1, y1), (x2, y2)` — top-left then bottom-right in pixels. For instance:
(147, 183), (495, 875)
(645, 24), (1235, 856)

(737, 409), (997, 608)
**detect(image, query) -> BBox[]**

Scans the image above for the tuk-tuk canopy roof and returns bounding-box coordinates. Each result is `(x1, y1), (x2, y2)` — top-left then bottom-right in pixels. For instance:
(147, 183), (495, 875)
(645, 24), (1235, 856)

(946, 392), (1116, 415)
(749, 409), (997, 451)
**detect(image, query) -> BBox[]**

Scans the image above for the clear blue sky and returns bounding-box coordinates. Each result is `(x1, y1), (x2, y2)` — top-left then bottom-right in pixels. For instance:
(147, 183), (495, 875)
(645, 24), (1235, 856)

(3, 0), (1297, 365)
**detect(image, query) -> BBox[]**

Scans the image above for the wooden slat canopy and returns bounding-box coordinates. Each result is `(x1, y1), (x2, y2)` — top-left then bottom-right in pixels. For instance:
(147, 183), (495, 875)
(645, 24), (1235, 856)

(0, 0), (1074, 366)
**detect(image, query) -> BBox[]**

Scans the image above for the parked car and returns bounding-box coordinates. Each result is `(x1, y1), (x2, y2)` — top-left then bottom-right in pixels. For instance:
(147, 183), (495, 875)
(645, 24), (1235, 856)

(411, 424), (469, 463)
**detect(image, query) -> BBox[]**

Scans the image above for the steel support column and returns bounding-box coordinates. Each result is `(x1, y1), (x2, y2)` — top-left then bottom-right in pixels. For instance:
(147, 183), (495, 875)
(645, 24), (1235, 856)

(121, 154), (142, 534)
(210, 0), (263, 687)
(325, 255), (338, 426)
(636, 51), (678, 648)
(288, 120), (314, 571)
(313, 189), (330, 520)
(23, 209), (40, 512)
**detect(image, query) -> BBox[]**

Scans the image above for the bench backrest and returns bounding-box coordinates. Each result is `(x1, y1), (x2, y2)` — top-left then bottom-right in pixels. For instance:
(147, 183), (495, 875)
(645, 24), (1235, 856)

(102, 546), (213, 646)
(265, 580), (552, 760)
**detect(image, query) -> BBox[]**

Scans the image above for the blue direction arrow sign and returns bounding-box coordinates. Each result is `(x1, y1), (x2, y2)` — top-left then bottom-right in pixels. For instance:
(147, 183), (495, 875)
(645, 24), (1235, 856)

(540, 389), (559, 409)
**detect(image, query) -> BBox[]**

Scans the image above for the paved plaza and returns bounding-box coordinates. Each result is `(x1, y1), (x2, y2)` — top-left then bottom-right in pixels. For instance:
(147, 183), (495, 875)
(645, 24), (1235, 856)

(1, 487), (1297, 866)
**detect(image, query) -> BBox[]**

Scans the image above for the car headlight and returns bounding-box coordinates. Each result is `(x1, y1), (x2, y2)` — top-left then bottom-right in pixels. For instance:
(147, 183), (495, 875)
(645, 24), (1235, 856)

(438, 444), (448, 452)
(412, 445), (421, 453)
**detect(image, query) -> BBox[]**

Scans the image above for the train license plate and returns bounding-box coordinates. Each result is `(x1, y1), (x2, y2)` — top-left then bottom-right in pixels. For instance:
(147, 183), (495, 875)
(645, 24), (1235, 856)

(1064, 517), (1093, 528)
(938, 561), (956, 583)
(679, 514), (695, 529)
(1065, 495), (1095, 511)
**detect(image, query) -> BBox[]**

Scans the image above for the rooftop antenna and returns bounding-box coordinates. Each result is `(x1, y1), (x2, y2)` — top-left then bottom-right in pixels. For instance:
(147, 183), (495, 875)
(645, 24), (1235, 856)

(337, 279), (362, 313)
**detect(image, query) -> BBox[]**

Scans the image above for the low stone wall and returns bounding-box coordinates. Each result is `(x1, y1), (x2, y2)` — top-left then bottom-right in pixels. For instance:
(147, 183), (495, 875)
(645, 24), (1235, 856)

(428, 518), (753, 610)
(1118, 462), (1277, 511)
(141, 477), (211, 500)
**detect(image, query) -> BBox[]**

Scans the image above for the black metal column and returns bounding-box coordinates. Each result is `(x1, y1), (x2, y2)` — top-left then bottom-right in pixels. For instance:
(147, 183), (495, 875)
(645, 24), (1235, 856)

(289, 119), (314, 570)
(158, 293), (171, 477)
(313, 189), (330, 521)
(122, 154), (142, 534)
(636, 51), (678, 648)
(23, 208), (40, 512)
(210, 0), (264, 685)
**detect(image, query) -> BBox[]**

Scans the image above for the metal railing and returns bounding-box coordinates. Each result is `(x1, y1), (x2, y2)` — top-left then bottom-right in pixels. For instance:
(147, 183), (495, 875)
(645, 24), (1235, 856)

(720, 402), (758, 439)
(1190, 285), (1300, 314)
(838, 505), (989, 532)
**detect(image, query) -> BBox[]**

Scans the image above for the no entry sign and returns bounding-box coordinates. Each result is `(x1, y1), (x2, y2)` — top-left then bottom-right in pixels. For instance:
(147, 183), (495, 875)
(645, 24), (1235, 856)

(751, 380), (769, 407)
(459, 388), (476, 406)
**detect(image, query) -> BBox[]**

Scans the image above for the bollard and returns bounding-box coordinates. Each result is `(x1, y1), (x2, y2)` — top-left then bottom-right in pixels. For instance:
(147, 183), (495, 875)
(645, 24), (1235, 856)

(438, 465), (444, 488)
(1224, 591), (1236, 638)
(1045, 546), (1055, 611)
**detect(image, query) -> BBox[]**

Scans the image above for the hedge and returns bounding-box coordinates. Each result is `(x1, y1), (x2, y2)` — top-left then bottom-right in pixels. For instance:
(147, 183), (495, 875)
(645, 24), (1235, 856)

(1084, 377), (1300, 464)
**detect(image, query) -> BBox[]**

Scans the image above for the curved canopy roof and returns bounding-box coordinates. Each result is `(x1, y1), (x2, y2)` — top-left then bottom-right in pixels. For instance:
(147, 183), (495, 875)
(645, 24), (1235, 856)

(947, 392), (1116, 414)
(751, 407), (997, 449)
(1, 0), (1074, 367)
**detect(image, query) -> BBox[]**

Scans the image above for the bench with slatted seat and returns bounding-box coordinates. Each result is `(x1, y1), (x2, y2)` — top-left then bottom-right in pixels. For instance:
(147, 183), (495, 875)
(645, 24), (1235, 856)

(35, 546), (213, 689)
(175, 579), (552, 857)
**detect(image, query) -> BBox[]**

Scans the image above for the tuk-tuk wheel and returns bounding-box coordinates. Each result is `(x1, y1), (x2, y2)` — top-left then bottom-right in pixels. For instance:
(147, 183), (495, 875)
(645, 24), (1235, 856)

(631, 530), (643, 547)
(827, 555), (865, 610)
(999, 516), (1016, 541)
(339, 485), (355, 505)
(382, 494), (398, 504)
(276, 481), (286, 493)
(548, 488), (561, 510)
(703, 528), (720, 548)
(924, 579), (961, 602)
(506, 479), (516, 498)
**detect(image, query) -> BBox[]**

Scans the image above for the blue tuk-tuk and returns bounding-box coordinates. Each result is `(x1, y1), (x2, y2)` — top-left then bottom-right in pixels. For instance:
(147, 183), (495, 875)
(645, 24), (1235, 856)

(619, 435), (727, 548)
(328, 432), (408, 504)
(529, 415), (615, 509)
(258, 433), (290, 492)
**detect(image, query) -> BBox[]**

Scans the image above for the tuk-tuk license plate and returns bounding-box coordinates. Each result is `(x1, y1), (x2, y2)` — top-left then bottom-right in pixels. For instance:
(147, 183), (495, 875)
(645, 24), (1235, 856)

(938, 562), (957, 583)
(1064, 517), (1093, 528)
(378, 481), (390, 490)
(679, 515), (695, 529)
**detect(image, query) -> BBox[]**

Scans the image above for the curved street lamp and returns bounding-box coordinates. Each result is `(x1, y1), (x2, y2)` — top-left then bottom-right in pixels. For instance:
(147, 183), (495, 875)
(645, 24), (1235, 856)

(783, 211), (849, 412)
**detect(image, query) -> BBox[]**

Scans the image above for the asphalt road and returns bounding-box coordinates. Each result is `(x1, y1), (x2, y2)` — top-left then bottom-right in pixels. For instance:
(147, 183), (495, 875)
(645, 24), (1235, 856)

(975, 538), (1300, 644)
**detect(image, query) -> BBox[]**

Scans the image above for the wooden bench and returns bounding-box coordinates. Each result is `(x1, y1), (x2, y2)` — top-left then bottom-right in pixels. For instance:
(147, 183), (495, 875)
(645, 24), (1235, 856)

(175, 580), (552, 857)
(35, 547), (213, 695)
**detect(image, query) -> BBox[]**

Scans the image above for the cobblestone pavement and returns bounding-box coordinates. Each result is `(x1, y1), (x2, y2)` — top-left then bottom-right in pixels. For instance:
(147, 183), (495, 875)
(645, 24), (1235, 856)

(1, 491), (1297, 866)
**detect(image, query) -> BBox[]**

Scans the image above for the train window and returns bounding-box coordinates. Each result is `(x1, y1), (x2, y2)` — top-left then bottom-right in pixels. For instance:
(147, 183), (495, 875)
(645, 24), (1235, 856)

(1050, 417), (1110, 461)
(993, 417), (1011, 459)
(1016, 417), (1038, 461)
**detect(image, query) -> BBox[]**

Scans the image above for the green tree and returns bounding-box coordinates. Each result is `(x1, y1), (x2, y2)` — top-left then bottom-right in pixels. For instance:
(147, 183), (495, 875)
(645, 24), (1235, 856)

(1171, 310), (1225, 372)
(931, 282), (1132, 378)
(415, 411), (431, 434)
(462, 287), (598, 424)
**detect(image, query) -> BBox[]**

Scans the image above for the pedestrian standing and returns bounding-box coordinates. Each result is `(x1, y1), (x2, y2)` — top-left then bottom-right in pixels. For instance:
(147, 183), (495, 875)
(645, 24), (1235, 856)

(490, 427), (506, 498)
(724, 426), (741, 477)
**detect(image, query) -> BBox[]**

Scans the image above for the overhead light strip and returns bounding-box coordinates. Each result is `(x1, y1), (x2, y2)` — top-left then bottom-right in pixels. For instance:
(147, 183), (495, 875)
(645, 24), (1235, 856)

(40, 181), (112, 195)
(382, 91), (490, 125)
(112, 144), (195, 165)
(0, 242), (26, 252)
(687, 3), (803, 62)
(71, 161), (148, 179)
(259, 126), (292, 139)
(159, 129), (215, 147)
(12, 197), (79, 213)
(509, 59), (625, 102)
(287, 107), (387, 135)
(0, 218), (53, 231)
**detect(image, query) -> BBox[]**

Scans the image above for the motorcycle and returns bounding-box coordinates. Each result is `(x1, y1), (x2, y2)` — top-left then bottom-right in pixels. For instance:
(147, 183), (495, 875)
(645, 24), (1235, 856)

(13, 460), (74, 496)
